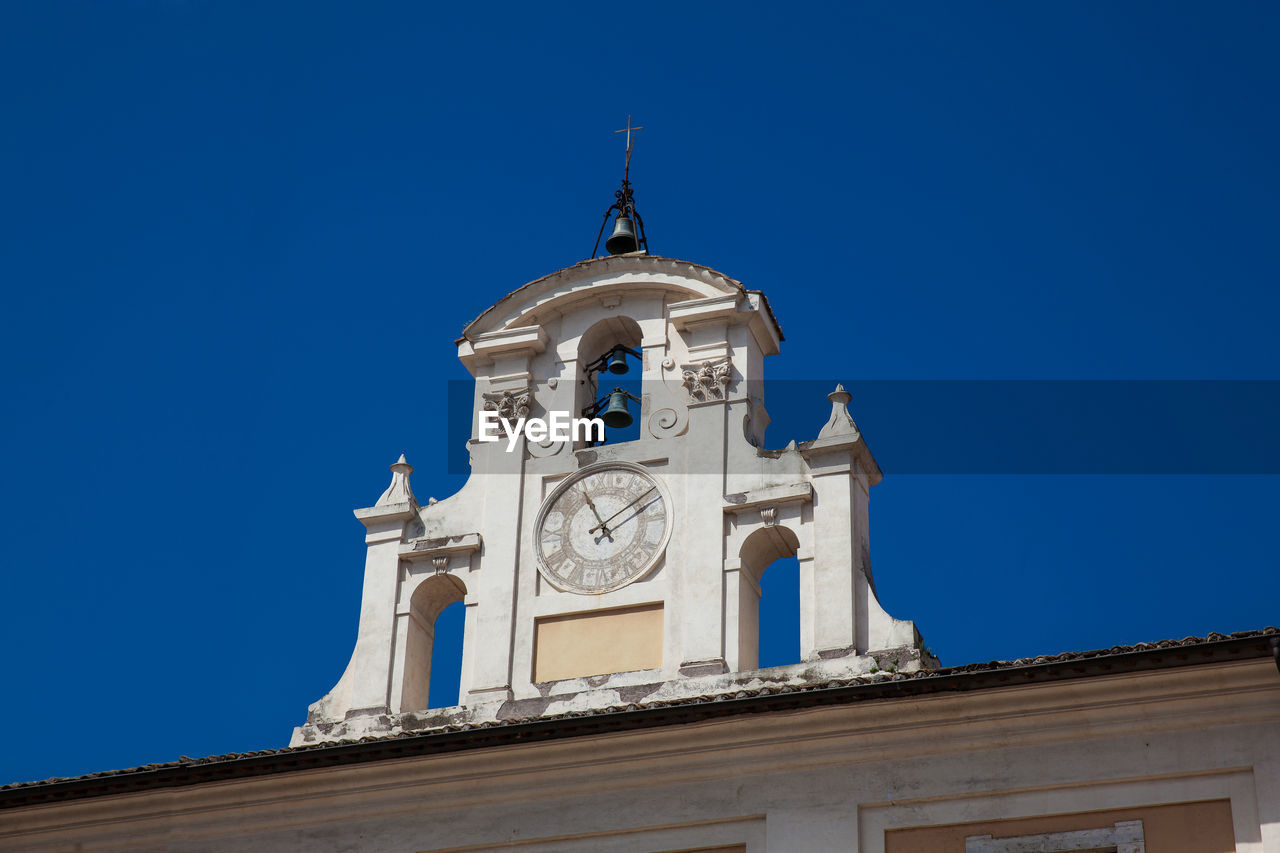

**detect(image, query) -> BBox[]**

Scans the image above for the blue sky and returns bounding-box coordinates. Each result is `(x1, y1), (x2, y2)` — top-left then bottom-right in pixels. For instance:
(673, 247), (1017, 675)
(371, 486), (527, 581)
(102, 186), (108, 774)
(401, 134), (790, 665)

(2, 2), (1277, 785)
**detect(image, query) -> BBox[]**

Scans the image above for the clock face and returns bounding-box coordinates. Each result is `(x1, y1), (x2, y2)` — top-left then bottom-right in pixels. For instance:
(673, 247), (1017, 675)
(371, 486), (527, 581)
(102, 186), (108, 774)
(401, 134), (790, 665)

(535, 462), (670, 594)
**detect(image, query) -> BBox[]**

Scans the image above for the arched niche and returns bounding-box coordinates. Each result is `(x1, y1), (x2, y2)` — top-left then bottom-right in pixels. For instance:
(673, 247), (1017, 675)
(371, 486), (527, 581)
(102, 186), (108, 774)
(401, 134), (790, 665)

(733, 525), (801, 671)
(399, 573), (467, 713)
(575, 315), (644, 445)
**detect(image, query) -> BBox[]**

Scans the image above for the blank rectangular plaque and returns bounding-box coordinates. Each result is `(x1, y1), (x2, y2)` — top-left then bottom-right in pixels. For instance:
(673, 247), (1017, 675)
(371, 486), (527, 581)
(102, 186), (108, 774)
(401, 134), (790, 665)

(534, 604), (663, 682)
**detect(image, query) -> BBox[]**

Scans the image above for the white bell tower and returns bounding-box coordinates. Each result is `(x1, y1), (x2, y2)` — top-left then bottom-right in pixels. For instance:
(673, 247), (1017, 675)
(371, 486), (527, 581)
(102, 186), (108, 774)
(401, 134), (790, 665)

(292, 253), (933, 746)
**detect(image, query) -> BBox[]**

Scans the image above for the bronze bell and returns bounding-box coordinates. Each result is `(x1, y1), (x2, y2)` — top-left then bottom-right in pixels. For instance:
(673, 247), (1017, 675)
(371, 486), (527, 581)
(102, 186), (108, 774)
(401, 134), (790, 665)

(605, 214), (639, 255)
(600, 389), (634, 429)
(606, 348), (629, 375)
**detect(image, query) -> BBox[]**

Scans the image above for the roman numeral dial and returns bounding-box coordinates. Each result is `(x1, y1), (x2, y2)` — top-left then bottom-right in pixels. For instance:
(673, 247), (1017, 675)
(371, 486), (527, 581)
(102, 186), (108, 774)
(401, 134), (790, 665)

(534, 462), (671, 595)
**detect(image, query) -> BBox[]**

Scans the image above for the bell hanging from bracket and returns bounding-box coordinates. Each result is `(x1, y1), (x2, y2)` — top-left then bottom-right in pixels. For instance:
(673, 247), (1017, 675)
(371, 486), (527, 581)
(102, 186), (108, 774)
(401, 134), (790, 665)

(605, 214), (639, 255)
(605, 348), (630, 374)
(600, 388), (634, 429)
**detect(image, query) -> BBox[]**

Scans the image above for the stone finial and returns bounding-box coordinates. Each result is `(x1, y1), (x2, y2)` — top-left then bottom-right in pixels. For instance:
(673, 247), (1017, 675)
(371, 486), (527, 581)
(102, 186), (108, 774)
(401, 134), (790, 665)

(818, 384), (861, 440)
(375, 454), (417, 507)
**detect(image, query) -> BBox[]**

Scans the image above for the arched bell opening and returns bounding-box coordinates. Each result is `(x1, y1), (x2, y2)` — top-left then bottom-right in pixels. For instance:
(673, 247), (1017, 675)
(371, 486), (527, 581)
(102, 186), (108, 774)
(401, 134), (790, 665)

(399, 573), (466, 713)
(427, 600), (465, 708)
(576, 316), (644, 446)
(757, 556), (802, 667)
(735, 525), (801, 671)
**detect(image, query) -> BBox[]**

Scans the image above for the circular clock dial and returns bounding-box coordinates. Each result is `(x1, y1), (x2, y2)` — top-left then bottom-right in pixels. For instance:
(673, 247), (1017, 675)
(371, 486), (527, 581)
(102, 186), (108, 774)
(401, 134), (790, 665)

(535, 462), (670, 594)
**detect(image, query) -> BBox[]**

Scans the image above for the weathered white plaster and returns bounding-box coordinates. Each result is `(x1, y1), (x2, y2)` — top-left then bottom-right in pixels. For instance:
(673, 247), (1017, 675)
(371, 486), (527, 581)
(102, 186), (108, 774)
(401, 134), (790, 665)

(967, 820), (1145, 852)
(7, 657), (1278, 852)
(292, 255), (930, 746)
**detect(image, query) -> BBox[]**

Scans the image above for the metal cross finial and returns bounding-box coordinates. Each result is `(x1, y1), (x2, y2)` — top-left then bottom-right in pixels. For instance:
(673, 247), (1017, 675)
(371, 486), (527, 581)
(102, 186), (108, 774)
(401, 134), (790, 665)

(613, 115), (644, 176)
(614, 115), (644, 154)
(591, 116), (650, 258)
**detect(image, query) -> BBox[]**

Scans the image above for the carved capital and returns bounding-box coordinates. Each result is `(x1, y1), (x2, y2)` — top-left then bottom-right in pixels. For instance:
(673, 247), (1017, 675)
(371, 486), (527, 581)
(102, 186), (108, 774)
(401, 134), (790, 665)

(482, 388), (531, 422)
(680, 358), (732, 402)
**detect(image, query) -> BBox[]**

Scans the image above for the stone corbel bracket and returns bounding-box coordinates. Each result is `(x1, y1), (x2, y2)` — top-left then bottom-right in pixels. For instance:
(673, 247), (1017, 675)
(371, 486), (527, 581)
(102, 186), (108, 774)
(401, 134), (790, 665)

(399, 532), (483, 575)
(723, 481), (813, 520)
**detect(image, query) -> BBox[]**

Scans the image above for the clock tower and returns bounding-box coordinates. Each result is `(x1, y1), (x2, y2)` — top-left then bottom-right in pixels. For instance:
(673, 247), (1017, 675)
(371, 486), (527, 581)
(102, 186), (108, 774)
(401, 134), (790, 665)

(291, 247), (934, 746)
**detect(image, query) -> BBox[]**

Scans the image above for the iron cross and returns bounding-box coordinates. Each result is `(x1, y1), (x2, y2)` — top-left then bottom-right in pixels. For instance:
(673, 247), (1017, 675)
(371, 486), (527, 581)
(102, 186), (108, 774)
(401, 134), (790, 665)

(614, 115), (644, 167)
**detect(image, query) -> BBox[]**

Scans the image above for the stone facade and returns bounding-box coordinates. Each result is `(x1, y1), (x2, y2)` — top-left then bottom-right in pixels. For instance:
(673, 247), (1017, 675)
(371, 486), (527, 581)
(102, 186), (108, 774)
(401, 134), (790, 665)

(292, 254), (931, 746)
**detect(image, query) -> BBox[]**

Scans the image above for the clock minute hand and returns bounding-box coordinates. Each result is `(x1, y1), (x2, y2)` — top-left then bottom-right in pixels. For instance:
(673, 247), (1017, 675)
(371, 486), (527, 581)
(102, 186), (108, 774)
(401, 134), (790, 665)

(580, 487), (613, 539)
(590, 486), (656, 534)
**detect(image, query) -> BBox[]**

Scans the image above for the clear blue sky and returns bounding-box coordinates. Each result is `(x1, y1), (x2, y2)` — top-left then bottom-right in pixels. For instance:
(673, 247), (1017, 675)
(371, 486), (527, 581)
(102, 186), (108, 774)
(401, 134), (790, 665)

(2, 2), (1277, 786)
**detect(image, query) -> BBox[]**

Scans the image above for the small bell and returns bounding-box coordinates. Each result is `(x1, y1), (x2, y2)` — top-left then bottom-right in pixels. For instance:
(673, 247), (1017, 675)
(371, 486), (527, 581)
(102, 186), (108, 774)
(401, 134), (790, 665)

(605, 215), (639, 255)
(606, 348), (629, 375)
(600, 389), (634, 429)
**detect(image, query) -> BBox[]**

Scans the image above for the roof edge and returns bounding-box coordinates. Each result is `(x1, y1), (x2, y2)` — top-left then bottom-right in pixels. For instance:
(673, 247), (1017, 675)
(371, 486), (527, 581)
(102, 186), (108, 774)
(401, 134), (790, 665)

(3, 629), (1276, 810)
(457, 255), (784, 344)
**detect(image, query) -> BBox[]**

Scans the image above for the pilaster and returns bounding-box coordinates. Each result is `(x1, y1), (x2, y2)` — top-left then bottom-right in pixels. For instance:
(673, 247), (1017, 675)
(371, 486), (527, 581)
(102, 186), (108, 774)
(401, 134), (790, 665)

(462, 438), (525, 705)
(343, 457), (419, 716)
(677, 399), (730, 676)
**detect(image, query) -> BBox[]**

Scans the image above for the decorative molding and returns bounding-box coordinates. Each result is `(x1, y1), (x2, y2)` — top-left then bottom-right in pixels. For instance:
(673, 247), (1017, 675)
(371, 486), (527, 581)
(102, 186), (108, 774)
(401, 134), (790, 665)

(680, 358), (732, 402)
(463, 256), (755, 339)
(667, 292), (740, 331)
(432, 556), (449, 574)
(400, 532), (483, 564)
(723, 482), (813, 517)
(482, 389), (531, 422)
(526, 430), (565, 458)
(648, 406), (688, 439)
(759, 506), (778, 527)
(470, 325), (548, 357)
(966, 819), (1145, 853)
(485, 370), (534, 389)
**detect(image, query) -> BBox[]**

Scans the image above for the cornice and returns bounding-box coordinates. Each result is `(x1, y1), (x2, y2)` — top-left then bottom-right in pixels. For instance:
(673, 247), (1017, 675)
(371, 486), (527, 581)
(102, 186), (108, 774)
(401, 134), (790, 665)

(3, 657), (1276, 847)
(457, 255), (784, 344)
(3, 632), (1276, 819)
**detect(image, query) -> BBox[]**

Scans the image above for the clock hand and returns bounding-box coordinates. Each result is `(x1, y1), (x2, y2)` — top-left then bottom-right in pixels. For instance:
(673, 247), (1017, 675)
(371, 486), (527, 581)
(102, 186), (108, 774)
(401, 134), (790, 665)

(590, 486), (656, 534)
(579, 487), (613, 539)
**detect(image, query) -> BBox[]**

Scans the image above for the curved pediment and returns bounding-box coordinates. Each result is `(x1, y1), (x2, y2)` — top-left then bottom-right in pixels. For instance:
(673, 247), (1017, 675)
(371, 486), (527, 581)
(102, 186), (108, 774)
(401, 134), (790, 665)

(459, 255), (777, 342)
